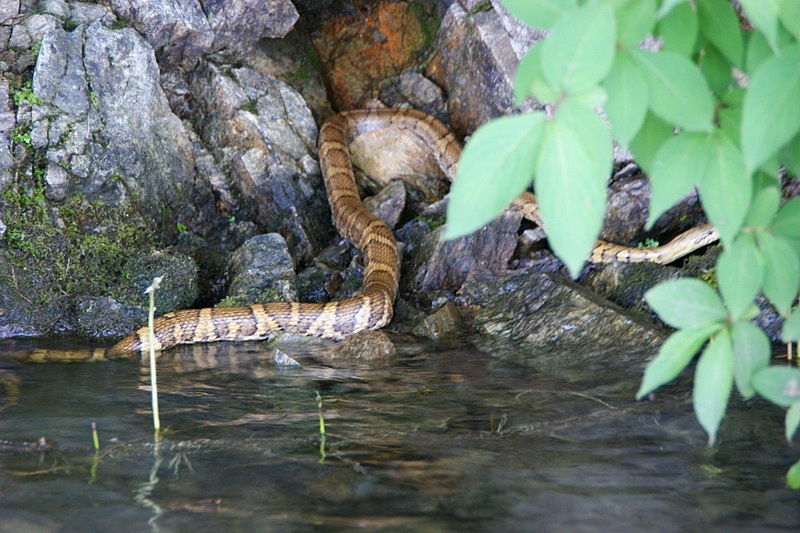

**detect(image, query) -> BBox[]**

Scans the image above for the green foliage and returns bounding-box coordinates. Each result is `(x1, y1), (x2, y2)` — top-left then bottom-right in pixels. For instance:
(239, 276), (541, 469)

(448, 0), (800, 486)
(10, 81), (43, 107)
(0, 171), (154, 307)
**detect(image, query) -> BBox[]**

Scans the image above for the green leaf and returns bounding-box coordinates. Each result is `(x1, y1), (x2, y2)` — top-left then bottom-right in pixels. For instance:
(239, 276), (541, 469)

(636, 324), (721, 399)
(697, 132), (751, 248)
(743, 185), (780, 228)
(696, 0), (744, 68)
(657, 0), (690, 18)
(535, 99), (612, 277)
(779, 1), (800, 43)
(632, 49), (714, 132)
(741, 44), (800, 173)
(444, 113), (546, 239)
(656, 1), (697, 57)
(603, 50), (649, 148)
(773, 197), (800, 239)
(646, 132), (704, 228)
(541, 1), (616, 93)
(753, 366), (800, 408)
(698, 43), (734, 96)
(718, 87), (744, 146)
(739, 0), (781, 53)
(613, 0), (656, 48)
(731, 320), (770, 399)
(694, 328), (734, 446)
(645, 278), (727, 330)
(757, 230), (800, 315)
(717, 234), (763, 321)
(783, 308), (800, 343)
(502, 0), (577, 30)
(745, 30), (776, 75)
(629, 112), (673, 174)
(788, 460), (800, 490)
(515, 43), (561, 104)
(787, 400), (800, 443)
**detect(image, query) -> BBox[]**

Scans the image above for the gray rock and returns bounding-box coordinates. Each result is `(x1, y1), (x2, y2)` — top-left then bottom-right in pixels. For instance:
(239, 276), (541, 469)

(74, 296), (147, 340)
(363, 179), (406, 230)
(224, 233), (298, 305)
(29, 22), (215, 234)
(189, 60), (329, 262)
(119, 251), (200, 313)
(108, 0), (298, 69)
(404, 209), (522, 297)
(462, 269), (666, 365)
(0, 79), (13, 184)
(427, 2), (541, 137)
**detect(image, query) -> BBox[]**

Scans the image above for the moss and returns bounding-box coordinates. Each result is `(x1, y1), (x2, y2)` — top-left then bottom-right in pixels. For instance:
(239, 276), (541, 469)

(408, 1), (441, 51)
(470, 2), (493, 14)
(419, 214), (445, 230)
(0, 171), (156, 312)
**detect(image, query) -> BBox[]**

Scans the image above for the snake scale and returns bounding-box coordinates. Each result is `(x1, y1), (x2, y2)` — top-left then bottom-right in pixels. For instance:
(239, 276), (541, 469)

(108, 108), (719, 355)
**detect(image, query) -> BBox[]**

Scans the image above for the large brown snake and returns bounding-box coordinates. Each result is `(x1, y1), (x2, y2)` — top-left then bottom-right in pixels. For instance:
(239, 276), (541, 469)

(101, 108), (717, 354)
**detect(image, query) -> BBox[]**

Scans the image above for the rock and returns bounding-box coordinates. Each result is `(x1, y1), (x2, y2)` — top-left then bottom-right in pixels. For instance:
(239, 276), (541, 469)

(325, 329), (397, 364)
(30, 22), (215, 237)
(0, 79), (13, 182)
(118, 250), (200, 314)
(311, 1), (440, 108)
(378, 69), (449, 120)
(222, 233), (298, 306)
(412, 301), (466, 338)
(427, 2), (541, 137)
(582, 261), (682, 321)
(602, 164), (706, 244)
(189, 60), (330, 263)
(403, 209), (523, 298)
(363, 179), (406, 230)
(107, 0), (298, 69)
(461, 269), (666, 352)
(74, 296), (147, 339)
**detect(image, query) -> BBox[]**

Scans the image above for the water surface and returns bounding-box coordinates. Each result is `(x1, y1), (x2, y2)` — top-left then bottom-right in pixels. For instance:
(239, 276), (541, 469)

(0, 336), (798, 532)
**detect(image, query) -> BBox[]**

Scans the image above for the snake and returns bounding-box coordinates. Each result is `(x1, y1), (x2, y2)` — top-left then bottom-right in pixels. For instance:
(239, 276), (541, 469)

(99, 108), (718, 354)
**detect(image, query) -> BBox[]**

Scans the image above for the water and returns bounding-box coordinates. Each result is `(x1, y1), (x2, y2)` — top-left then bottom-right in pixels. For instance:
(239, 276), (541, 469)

(0, 336), (798, 532)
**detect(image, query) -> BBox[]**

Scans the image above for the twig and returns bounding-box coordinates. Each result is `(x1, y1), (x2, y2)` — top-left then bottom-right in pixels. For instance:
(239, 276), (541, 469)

(145, 276), (163, 433)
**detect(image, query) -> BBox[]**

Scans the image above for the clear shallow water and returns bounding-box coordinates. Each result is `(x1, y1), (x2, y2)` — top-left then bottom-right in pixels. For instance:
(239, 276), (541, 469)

(0, 336), (798, 532)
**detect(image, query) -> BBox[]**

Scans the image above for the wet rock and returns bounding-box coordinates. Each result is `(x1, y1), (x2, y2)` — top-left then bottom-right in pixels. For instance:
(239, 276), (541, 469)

(582, 261), (682, 321)
(311, 1), (440, 109)
(326, 329), (397, 364)
(363, 179), (406, 230)
(412, 301), (466, 338)
(462, 269), (666, 351)
(74, 296), (147, 340)
(404, 209), (522, 298)
(189, 60), (329, 263)
(223, 233), (297, 306)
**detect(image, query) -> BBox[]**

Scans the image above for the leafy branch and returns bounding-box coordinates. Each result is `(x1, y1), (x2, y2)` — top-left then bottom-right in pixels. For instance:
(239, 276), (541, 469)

(446, 0), (800, 487)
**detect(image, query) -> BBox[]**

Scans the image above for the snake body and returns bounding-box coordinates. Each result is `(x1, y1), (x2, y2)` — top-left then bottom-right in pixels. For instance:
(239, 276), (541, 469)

(110, 108), (719, 354)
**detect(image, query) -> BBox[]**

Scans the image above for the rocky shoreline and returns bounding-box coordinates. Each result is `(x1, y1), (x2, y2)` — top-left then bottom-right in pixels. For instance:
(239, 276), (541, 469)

(0, 1), (784, 355)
